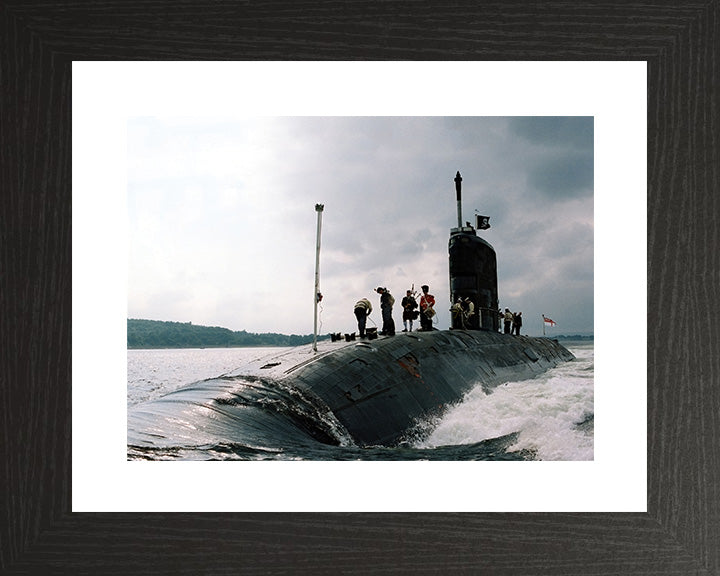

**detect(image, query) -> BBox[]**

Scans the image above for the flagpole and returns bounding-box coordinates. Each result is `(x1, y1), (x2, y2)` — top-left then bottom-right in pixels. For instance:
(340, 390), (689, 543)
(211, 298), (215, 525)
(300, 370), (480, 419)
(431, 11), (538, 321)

(313, 204), (324, 353)
(542, 314), (545, 336)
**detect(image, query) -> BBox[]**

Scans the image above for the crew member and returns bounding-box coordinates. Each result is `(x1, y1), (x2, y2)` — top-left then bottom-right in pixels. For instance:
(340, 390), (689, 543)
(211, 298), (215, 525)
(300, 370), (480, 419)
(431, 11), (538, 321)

(419, 285), (436, 331)
(503, 308), (513, 334)
(401, 289), (418, 332)
(513, 311), (523, 335)
(463, 297), (475, 328)
(450, 297), (465, 329)
(353, 298), (372, 338)
(376, 287), (396, 336)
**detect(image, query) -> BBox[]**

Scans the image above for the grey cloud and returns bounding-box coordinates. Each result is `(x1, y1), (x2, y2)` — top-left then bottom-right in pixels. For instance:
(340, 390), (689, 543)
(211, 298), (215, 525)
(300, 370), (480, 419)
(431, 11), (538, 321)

(527, 152), (594, 199)
(508, 117), (593, 150)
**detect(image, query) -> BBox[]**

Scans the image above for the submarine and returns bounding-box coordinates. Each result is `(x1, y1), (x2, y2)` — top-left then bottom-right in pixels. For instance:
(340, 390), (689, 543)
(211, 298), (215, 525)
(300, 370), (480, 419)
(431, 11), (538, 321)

(127, 172), (574, 451)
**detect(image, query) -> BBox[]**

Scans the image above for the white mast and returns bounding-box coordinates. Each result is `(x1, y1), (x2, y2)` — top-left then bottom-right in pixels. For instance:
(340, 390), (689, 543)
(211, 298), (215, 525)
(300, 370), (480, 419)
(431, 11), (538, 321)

(313, 204), (324, 353)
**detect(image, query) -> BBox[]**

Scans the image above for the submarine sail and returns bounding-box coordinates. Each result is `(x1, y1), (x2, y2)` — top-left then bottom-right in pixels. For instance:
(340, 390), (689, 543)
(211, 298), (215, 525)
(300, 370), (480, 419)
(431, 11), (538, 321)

(449, 170), (499, 331)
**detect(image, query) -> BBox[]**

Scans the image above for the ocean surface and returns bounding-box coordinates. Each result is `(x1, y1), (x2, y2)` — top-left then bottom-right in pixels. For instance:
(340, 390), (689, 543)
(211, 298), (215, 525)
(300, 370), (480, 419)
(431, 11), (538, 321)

(127, 341), (593, 461)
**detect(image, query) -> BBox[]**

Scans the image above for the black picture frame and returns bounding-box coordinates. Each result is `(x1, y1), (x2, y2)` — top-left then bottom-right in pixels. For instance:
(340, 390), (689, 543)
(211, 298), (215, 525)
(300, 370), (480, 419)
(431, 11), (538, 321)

(2, 2), (718, 574)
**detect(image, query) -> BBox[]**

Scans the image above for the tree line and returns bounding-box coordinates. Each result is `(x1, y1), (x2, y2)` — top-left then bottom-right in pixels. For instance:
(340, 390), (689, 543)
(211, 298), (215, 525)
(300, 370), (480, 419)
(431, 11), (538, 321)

(127, 319), (324, 349)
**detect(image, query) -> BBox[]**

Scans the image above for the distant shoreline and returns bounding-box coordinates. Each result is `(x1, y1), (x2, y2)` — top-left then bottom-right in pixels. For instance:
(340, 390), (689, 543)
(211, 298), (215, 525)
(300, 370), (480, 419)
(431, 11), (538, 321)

(126, 318), (326, 349)
(127, 346), (300, 351)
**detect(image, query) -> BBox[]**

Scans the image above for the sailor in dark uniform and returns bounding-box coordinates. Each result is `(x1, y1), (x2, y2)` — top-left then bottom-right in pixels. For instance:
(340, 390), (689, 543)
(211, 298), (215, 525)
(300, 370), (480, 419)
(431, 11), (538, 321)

(401, 290), (418, 332)
(376, 287), (395, 336)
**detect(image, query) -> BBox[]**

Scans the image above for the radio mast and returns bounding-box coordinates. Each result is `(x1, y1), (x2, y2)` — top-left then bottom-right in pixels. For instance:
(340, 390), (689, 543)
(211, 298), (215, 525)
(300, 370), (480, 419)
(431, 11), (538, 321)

(313, 204), (324, 353)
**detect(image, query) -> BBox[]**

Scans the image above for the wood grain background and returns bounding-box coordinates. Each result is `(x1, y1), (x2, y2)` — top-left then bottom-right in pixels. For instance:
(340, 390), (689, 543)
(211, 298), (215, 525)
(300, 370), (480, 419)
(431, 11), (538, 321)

(1, 1), (718, 574)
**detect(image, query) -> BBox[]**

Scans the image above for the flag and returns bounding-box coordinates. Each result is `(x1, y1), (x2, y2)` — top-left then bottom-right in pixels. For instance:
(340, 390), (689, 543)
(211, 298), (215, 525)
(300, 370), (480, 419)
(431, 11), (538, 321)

(475, 214), (491, 230)
(543, 315), (556, 326)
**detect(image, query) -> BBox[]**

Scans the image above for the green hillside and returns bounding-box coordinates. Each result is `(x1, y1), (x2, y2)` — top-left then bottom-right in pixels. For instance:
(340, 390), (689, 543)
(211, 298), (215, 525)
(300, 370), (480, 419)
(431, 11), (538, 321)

(127, 319), (324, 349)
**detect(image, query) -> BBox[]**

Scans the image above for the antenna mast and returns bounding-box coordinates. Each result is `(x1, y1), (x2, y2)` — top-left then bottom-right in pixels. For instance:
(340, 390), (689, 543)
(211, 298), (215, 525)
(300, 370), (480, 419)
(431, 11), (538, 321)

(313, 204), (324, 353)
(454, 171), (463, 227)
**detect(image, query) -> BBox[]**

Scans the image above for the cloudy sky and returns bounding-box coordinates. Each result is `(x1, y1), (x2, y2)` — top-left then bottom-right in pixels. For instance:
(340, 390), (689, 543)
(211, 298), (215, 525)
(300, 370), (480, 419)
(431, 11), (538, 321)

(127, 116), (593, 336)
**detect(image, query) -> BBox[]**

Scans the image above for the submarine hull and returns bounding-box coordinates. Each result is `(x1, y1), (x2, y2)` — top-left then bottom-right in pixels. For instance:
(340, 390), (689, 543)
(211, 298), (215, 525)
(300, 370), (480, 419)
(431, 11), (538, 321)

(127, 330), (574, 451)
(283, 330), (574, 446)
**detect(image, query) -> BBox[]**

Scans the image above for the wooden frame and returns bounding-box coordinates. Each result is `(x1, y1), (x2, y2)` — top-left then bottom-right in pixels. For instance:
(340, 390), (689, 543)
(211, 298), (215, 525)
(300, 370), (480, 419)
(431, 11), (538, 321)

(2, 1), (718, 573)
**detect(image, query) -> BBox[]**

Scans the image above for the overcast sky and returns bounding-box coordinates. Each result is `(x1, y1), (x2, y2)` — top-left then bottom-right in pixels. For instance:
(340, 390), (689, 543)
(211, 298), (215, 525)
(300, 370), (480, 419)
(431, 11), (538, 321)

(128, 116), (593, 336)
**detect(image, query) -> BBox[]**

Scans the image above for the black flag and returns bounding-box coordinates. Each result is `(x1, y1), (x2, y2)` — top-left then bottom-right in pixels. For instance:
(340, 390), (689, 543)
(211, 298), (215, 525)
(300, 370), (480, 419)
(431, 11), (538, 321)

(475, 214), (491, 230)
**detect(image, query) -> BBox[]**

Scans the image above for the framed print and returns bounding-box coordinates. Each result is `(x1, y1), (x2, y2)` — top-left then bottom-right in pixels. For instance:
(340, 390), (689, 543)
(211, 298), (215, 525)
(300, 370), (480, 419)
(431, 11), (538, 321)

(74, 61), (639, 512)
(2, 1), (718, 574)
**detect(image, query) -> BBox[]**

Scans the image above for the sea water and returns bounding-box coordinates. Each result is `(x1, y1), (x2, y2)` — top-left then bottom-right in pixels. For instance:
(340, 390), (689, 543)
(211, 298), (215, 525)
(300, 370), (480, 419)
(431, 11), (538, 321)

(127, 341), (593, 461)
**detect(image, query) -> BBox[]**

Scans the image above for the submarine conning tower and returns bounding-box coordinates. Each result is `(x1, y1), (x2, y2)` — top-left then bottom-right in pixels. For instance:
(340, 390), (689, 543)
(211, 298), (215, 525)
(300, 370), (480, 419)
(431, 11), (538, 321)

(449, 171), (500, 331)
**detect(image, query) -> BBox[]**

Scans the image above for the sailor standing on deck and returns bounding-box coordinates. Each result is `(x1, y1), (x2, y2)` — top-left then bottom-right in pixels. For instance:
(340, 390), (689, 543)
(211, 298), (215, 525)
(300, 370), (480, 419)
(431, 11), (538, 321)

(513, 311), (523, 335)
(353, 298), (372, 338)
(376, 287), (396, 336)
(503, 308), (514, 334)
(450, 297), (466, 329)
(463, 297), (475, 328)
(401, 290), (418, 332)
(419, 285), (436, 331)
